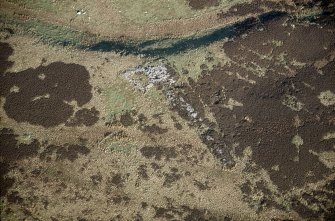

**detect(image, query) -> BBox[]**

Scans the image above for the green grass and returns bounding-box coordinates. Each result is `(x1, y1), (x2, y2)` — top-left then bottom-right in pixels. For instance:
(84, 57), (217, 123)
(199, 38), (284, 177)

(112, 0), (249, 24)
(109, 142), (134, 154)
(0, 15), (90, 46)
(21, 19), (88, 45)
(6, 0), (63, 13)
(103, 84), (136, 121)
(166, 46), (222, 83)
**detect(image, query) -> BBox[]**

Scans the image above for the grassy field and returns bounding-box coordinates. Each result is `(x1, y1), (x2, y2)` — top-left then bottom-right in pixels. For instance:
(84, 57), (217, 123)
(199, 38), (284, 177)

(112, 0), (249, 24)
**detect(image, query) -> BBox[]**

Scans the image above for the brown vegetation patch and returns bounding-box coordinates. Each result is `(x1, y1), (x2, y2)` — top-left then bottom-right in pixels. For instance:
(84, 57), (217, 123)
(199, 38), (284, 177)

(0, 128), (40, 197)
(153, 204), (219, 220)
(0, 44), (95, 127)
(0, 42), (14, 75)
(227, 66), (329, 189)
(191, 58), (333, 192)
(90, 173), (103, 185)
(163, 167), (182, 187)
(152, 113), (164, 123)
(6, 191), (23, 204)
(295, 187), (335, 219)
(137, 113), (168, 134)
(176, 144), (202, 165)
(66, 107), (99, 127)
(141, 202), (148, 209)
(133, 213), (143, 221)
(119, 112), (134, 127)
(0, 28), (14, 40)
(137, 165), (149, 180)
(111, 195), (130, 205)
(168, 15), (335, 217)
(150, 162), (162, 171)
(108, 173), (125, 188)
(0, 128), (40, 161)
(0, 161), (15, 197)
(39, 144), (90, 162)
(218, 2), (264, 19)
(109, 112), (168, 134)
(103, 130), (127, 140)
(293, 0), (334, 10)
(177, 15), (335, 189)
(171, 116), (183, 130)
(217, 1), (292, 20)
(140, 146), (177, 161)
(240, 179), (283, 212)
(174, 123), (183, 130)
(187, 0), (219, 10)
(140, 123), (168, 134)
(193, 179), (211, 190)
(223, 17), (335, 64)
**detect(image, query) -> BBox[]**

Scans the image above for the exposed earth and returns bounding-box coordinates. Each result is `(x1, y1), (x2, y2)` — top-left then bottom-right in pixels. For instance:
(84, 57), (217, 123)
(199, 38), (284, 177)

(1, 0), (335, 221)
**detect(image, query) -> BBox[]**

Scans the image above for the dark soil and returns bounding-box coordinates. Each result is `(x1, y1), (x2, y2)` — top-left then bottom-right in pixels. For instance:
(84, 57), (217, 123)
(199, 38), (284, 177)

(187, 0), (219, 10)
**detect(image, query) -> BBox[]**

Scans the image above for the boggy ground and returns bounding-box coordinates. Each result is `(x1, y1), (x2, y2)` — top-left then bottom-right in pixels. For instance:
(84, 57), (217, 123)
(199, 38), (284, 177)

(1, 4), (335, 221)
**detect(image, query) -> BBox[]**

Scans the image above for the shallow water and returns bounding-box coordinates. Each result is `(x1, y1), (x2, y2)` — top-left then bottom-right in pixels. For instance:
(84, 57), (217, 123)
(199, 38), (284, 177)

(85, 11), (287, 56)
